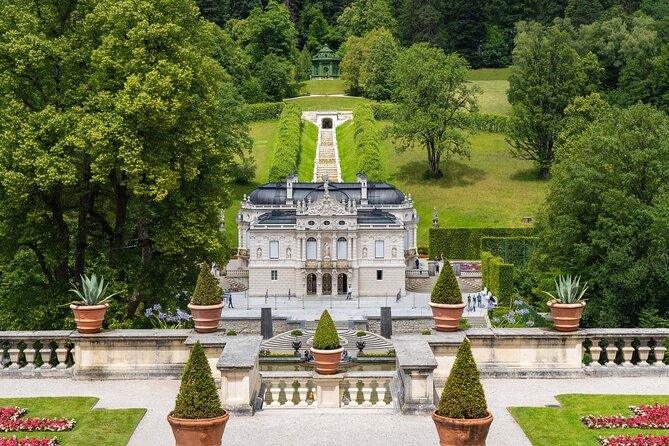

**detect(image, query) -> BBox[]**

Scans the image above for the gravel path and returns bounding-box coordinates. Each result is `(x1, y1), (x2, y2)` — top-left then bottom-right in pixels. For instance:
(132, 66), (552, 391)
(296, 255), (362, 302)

(1, 377), (667, 445)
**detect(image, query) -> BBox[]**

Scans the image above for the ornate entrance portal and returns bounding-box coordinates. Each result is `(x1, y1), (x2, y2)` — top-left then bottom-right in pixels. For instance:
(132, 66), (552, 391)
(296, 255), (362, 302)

(337, 273), (347, 294)
(307, 273), (317, 295)
(322, 273), (332, 295)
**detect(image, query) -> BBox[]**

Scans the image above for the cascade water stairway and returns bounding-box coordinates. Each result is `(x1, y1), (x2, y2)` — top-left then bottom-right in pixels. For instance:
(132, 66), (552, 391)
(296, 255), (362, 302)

(313, 122), (343, 182)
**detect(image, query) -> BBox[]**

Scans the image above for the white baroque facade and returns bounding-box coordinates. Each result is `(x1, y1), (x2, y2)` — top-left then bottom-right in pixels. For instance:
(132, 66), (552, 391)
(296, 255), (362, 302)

(236, 174), (418, 298)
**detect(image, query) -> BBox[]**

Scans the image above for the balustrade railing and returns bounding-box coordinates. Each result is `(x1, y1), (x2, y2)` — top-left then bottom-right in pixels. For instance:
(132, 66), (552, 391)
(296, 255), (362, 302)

(583, 329), (669, 371)
(224, 269), (249, 278)
(0, 331), (74, 375)
(260, 371), (395, 410)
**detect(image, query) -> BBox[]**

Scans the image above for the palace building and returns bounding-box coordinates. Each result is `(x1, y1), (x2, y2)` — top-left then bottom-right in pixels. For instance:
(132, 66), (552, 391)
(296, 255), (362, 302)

(236, 174), (418, 298)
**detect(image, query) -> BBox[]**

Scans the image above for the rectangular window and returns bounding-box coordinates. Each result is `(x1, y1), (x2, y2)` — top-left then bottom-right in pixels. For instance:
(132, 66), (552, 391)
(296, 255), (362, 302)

(269, 241), (279, 259)
(376, 270), (383, 281)
(375, 240), (384, 259)
(271, 270), (278, 281)
(337, 238), (347, 260)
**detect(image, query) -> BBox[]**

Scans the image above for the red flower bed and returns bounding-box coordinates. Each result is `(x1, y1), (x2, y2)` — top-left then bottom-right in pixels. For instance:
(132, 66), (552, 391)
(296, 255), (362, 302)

(0, 438), (59, 446)
(583, 404), (669, 430)
(0, 407), (76, 433)
(599, 434), (669, 445)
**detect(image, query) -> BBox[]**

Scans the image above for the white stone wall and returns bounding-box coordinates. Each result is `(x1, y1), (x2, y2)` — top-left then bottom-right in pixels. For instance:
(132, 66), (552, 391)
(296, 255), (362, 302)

(248, 267), (298, 297)
(357, 265), (406, 297)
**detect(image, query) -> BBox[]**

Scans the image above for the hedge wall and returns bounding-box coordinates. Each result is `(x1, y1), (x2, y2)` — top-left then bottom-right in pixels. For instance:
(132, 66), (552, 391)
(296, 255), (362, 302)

(268, 103), (303, 181)
(481, 251), (515, 306)
(370, 102), (397, 120)
(429, 227), (536, 260)
(480, 236), (538, 267)
(454, 112), (511, 134)
(353, 104), (385, 181)
(246, 102), (285, 121)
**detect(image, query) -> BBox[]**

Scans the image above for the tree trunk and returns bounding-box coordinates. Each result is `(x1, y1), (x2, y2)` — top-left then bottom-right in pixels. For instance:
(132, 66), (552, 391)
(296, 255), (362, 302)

(126, 214), (153, 319)
(74, 155), (92, 283)
(110, 170), (128, 270)
(49, 187), (70, 284)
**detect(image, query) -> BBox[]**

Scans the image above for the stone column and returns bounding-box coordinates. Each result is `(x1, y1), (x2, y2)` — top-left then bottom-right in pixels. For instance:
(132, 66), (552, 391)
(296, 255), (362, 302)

(218, 336), (263, 415)
(313, 373), (342, 408)
(394, 337), (438, 414)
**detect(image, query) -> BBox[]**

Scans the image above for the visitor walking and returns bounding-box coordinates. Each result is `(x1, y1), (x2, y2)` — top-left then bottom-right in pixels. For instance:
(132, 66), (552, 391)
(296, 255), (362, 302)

(415, 258), (420, 270)
(346, 285), (352, 300)
(227, 292), (234, 309)
(435, 261), (440, 274)
(467, 294), (472, 311)
(477, 294), (482, 308)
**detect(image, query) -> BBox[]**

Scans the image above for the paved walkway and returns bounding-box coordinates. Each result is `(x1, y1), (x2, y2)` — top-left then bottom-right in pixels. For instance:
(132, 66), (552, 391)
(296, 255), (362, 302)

(1, 377), (667, 445)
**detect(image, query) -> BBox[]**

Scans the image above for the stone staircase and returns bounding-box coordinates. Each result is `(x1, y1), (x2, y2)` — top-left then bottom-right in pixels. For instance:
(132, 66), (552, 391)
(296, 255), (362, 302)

(314, 129), (342, 182)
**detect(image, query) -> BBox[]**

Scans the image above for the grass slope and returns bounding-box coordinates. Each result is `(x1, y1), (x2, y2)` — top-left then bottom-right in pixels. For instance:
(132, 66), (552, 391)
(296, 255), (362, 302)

(298, 121), (318, 181)
(380, 123), (546, 244)
(510, 394), (669, 446)
(302, 80), (347, 95)
(468, 67), (511, 115)
(336, 120), (357, 182)
(0, 397), (145, 446)
(223, 120), (276, 241)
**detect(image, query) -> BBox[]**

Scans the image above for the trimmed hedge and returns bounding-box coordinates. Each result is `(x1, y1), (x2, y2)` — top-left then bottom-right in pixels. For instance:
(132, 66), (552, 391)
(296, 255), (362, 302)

(481, 250), (515, 307)
(172, 341), (225, 419)
(438, 339), (488, 419)
(431, 259), (462, 305)
(352, 104), (385, 181)
(313, 310), (340, 350)
(268, 103), (303, 182)
(480, 236), (538, 267)
(429, 227), (536, 260)
(246, 102), (285, 121)
(191, 263), (222, 306)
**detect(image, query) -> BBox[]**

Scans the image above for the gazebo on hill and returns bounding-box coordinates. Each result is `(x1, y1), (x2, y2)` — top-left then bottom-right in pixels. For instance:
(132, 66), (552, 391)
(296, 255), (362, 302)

(311, 44), (341, 80)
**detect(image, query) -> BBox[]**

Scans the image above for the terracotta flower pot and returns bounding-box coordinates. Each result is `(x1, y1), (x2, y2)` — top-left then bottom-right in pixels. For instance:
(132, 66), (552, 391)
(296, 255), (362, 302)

(547, 300), (586, 332)
(432, 410), (494, 446)
(429, 302), (466, 332)
(70, 304), (109, 334)
(188, 303), (224, 333)
(167, 411), (229, 446)
(311, 347), (344, 375)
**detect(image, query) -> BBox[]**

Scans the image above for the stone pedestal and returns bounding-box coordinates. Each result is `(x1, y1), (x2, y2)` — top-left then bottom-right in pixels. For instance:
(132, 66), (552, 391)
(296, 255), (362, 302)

(313, 374), (343, 409)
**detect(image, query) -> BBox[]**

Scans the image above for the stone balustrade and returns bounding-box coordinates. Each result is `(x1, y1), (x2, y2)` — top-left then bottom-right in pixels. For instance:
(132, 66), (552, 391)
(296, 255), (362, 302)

(0, 331), (74, 377)
(583, 329), (669, 376)
(260, 370), (395, 410)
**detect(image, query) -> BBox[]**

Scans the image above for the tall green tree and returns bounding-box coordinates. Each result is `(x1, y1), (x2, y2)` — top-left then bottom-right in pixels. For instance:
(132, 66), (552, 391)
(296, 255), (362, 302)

(398, 0), (447, 48)
(301, 6), (335, 51)
(337, 0), (397, 38)
(0, 0), (249, 326)
(565, 0), (603, 26)
(442, 0), (487, 67)
(244, 0), (298, 63)
(507, 22), (596, 179)
(539, 104), (669, 327)
(389, 43), (479, 178)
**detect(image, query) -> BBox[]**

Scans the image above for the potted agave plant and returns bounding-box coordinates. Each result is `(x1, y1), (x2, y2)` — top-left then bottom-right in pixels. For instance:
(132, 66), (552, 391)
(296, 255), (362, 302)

(429, 259), (466, 331)
(432, 339), (493, 446)
(188, 264), (224, 333)
(311, 310), (343, 374)
(168, 341), (229, 446)
(545, 274), (588, 332)
(69, 274), (117, 334)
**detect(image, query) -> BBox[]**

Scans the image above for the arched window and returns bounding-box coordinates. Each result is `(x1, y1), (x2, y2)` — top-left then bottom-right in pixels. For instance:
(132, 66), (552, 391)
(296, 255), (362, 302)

(337, 237), (347, 260)
(306, 237), (317, 260)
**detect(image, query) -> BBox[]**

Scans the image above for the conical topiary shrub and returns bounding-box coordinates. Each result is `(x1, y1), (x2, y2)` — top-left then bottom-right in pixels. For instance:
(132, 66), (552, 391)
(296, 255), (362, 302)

(313, 309), (340, 350)
(191, 263), (222, 306)
(438, 339), (488, 419)
(431, 260), (462, 305)
(173, 341), (225, 419)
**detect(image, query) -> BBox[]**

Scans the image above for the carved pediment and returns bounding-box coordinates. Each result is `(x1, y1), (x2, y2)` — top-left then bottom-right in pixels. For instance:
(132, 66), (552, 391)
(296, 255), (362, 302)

(305, 195), (349, 216)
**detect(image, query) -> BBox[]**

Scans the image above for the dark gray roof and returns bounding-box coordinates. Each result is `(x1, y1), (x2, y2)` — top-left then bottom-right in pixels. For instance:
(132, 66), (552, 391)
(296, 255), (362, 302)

(357, 209), (397, 225)
(257, 210), (297, 225)
(248, 182), (405, 206)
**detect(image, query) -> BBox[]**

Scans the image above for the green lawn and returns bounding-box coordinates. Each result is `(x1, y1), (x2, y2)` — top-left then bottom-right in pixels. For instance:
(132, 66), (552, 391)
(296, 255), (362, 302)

(468, 67), (511, 115)
(336, 120), (357, 181)
(302, 79), (347, 95)
(0, 397), (145, 446)
(510, 394), (669, 446)
(298, 121), (318, 181)
(468, 67), (511, 81)
(379, 122), (546, 244)
(285, 95), (370, 111)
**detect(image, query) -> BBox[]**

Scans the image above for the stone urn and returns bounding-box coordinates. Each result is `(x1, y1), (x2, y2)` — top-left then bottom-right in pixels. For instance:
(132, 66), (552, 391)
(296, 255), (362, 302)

(167, 411), (229, 446)
(432, 410), (493, 446)
(547, 301), (586, 332)
(356, 340), (366, 353)
(188, 302), (225, 333)
(70, 304), (109, 334)
(429, 302), (466, 332)
(292, 340), (302, 356)
(311, 347), (344, 375)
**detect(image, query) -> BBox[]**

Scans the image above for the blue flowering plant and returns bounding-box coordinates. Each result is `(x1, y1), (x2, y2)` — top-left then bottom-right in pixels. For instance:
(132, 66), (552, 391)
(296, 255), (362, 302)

(489, 297), (550, 328)
(144, 304), (192, 329)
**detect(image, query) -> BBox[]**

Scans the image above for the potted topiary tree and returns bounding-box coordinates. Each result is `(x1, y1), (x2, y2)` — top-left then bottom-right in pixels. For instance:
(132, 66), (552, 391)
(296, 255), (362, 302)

(168, 341), (229, 446)
(545, 274), (588, 332)
(69, 274), (118, 334)
(432, 339), (493, 446)
(188, 264), (224, 333)
(311, 310), (343, 374)
(429, 260), (466, 331)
